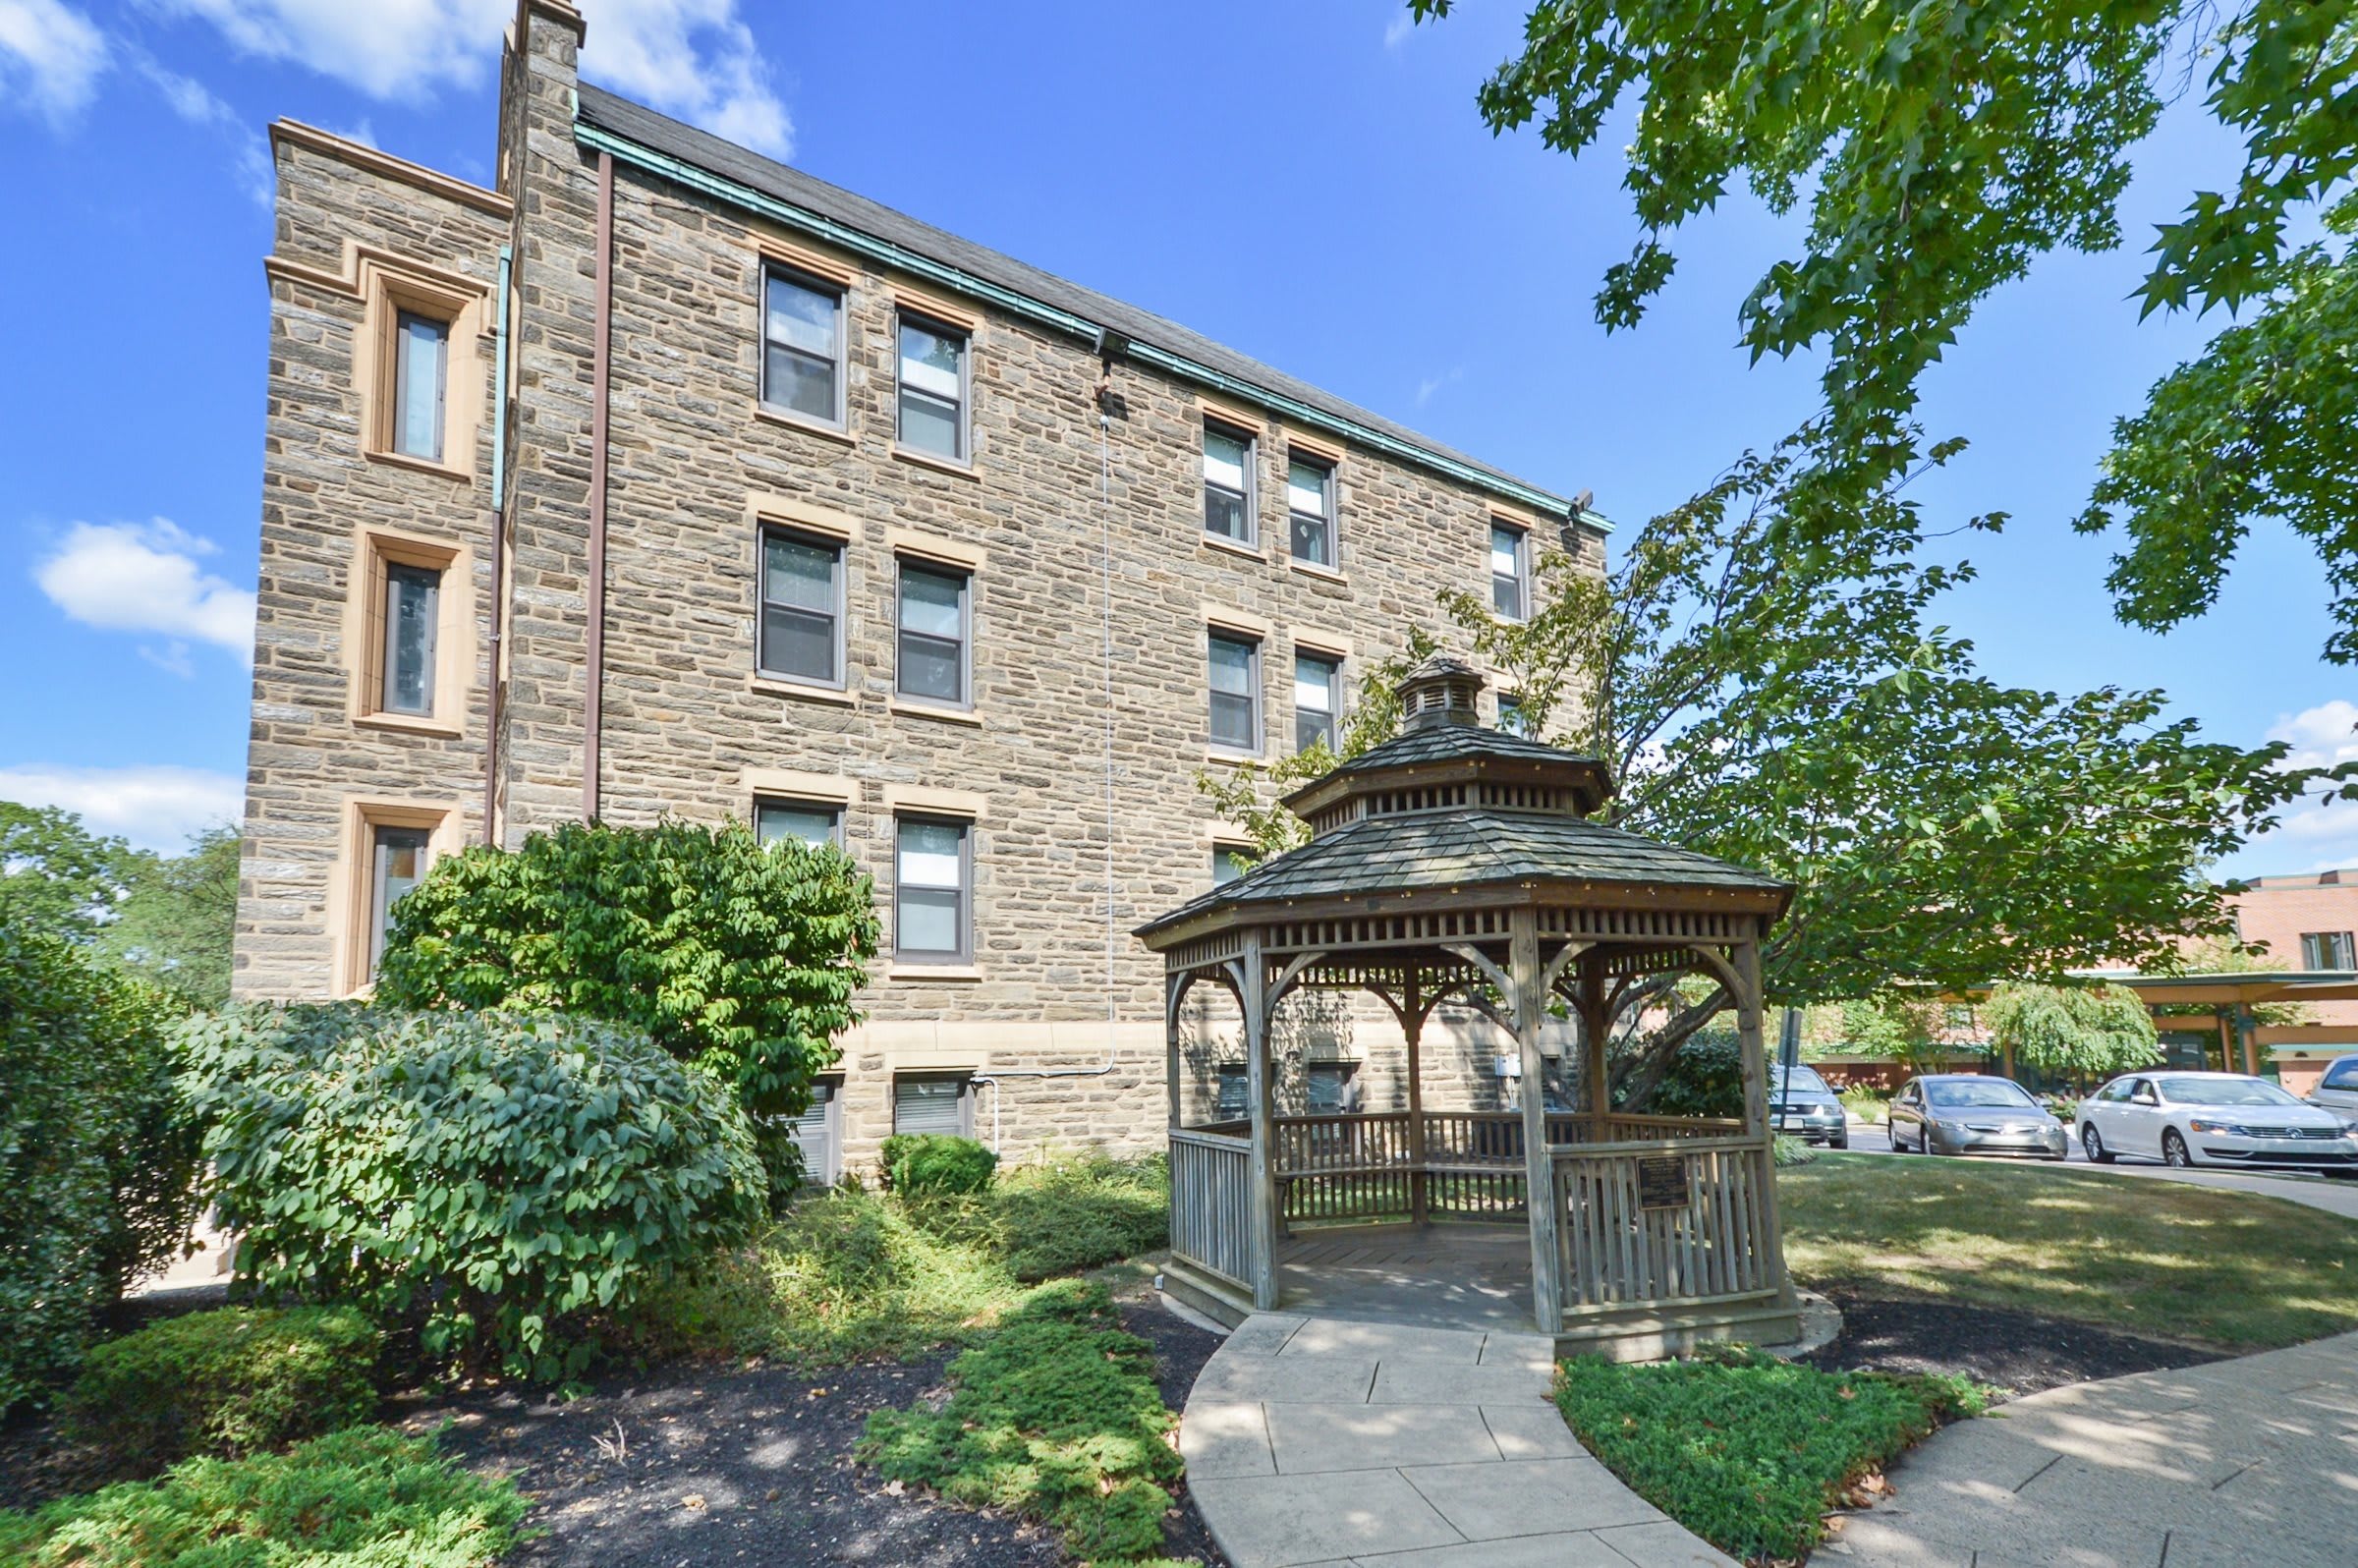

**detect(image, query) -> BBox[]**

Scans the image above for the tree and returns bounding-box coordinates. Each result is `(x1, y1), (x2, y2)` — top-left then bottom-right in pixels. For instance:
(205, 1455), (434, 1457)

(1982, 981), (2162, 1086)
(1205, 437), (2310, 1103)
(98, 824), (242, 1008)
(373, 820), (880, 1197)
(1414, 0), (2358, 657)
(1833, 994), (1956, 1079)
(0, 802), (134, 941)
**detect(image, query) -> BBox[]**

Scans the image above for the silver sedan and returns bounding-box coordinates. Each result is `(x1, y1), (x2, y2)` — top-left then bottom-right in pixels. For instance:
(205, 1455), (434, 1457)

(1888, 1074), (2069, 1159)
(2079, 1072), (2358, 1170)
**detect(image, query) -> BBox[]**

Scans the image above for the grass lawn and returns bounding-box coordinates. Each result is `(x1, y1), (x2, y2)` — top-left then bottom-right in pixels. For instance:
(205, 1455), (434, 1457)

(1780, 1152), (2358, 1351)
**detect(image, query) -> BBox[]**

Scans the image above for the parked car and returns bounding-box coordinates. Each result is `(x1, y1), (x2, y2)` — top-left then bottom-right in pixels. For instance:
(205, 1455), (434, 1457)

(1888, 1074), (2067, 1159)
(1769, 1063), (1848, 1148)
(2079, 1071), (2358, 1169)
(2308, 1055), (2358, 1129)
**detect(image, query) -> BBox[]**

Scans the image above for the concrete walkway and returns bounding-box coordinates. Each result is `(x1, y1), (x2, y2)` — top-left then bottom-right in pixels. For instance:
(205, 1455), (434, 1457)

(1181, 1314), (1734, 1568)
(1818, 1329), (2358, 1568)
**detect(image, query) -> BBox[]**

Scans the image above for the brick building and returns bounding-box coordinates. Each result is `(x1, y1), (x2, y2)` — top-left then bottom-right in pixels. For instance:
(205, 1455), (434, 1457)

(232, 0), (1605, 1176)
(2225, 870), (2358, 1091)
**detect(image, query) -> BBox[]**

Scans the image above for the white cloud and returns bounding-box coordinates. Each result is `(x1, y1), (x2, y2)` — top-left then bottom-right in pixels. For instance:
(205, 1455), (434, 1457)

(2237, 700), (2358, 875)
(0, 764), (245, 851)
(132, 52), (273, 204)
(35, 518), (256, 663)
(0, 0), (109, 124)
(1415, 366), (1463, 408)
(1382, 12), (1416, 50)
(165, 0), (793, 155)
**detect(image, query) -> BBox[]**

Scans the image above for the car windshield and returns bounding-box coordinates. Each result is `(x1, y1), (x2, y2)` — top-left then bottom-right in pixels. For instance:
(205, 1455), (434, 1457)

(1771, 1066), (1830, 1094)
(1924, 1079), (2039, 1109)
(2157, 1076), (2303, 1108)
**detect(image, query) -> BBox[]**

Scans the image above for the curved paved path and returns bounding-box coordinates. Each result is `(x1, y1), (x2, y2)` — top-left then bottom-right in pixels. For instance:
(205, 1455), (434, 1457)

(1818, 1329), (2358, 1568)
(1180, 1314), (1734, 1568)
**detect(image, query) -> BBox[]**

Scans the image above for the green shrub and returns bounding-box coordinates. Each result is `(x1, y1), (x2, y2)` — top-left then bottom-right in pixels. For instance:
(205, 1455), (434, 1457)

(1634, 1029), (1744, 1118)
(914, 1153), (1169, 1281)
(178, 1004), (766, 1379)
(373, 819), (878, 1200)
(1838, 1084), (1891, 1123)
(1554, 1346), (1989, 1562)
(0, 927), (203, 1416)
(858, 1280), (1182, 1563)
(0, 1426), (527, 1567)
(879, 1134), (998, 1196)
(64, 1307), (381, 1469)
(1771, 1132), (1817, 1167)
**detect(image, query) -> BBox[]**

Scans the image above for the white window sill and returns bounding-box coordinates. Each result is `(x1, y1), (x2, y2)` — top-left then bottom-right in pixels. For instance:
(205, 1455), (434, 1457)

(353, 710), (465, 740)
(1287, 557), (1346, 584)
(754, 405), (856, 446)
(1204, 747), (1264, 766)
(888, 697), (983, 727)
(751, 675), (856, 706)
(892, 444), (980, 480)
(887, 962), (984, 981)
(365, 447), (474, 482)
(1202, 533), (1265, 563)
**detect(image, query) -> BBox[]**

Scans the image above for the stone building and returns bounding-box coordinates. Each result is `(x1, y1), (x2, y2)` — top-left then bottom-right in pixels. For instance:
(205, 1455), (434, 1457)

(234, 0), (1605, 1175)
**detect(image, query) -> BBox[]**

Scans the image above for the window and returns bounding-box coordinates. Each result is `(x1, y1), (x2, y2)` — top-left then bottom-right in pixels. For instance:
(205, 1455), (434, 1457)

(896, 560), (971, 705)
(2301, 931), (2356, 969)
(1287, 457), (1334, 568)
(2323, 1058), (2358, 1090)
(391, 311), (448, 462)
(894, 1073), (974, 1136)
(380, 563), (440, 717)
(1306, 1062), (1358, 1114)
(780, 1079), (841, 1186)
(895, 815), (971, 962)
(366, 823), (432, 978)
(1207, 631), (1262, 754)
(1295, 650), (1340, 754)
(1212, 845), (1252, 886)
(1215, 1065), (1248, 1119)
(1204, 422), (1256, 544)
(1496, 693), (1532, 738)
(756, 798), (842, 849)
(758, 528), (844, 685)
(1491, 523), (1530, 620)
(897, 314), (969, 461)
(761, 266), (844, 424)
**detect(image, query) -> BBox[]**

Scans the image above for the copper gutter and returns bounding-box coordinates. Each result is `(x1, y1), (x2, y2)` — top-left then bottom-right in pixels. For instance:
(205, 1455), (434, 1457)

(583, 149), (614, 820)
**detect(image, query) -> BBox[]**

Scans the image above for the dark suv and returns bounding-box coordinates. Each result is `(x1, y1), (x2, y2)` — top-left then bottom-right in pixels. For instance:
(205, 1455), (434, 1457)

(1771, 1063), (1848, 1148)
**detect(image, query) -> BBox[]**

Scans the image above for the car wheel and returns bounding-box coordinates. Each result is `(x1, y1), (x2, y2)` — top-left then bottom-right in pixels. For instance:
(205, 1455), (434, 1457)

(2163, 1129), (2194, 1168)
(1831, 1133), (1849, 1150)
(2082, 1124), (2114, 1164)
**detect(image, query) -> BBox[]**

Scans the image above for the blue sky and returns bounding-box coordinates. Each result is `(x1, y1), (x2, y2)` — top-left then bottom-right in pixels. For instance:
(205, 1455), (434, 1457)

(0, 0), (2347, 875)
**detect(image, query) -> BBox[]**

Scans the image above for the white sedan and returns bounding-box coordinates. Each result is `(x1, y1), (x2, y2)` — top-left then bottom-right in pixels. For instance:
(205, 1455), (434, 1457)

(2078, 1071), (2358, 1170)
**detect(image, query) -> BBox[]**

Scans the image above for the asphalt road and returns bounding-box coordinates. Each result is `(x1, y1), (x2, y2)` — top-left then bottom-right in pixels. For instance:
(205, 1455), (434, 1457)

(1817, 1117), (2358, 1220)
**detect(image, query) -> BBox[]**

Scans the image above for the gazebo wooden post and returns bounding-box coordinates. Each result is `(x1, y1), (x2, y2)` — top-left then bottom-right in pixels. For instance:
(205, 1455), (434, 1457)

(1241, 931), (1280, 1311)
(1164, 971), (1184, 1132)
(1578, 954), (1610, 1133)
(1403, 970), (1429, 1228)
(1512, 911), (1564, 1330)
(1735, 924), (1797, 1301)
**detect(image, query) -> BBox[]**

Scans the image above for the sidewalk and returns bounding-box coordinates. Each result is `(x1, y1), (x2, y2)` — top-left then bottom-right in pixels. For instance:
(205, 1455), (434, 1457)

(1180, 1313), (1733, 1567)
(1817, 1328), (2358, 1568)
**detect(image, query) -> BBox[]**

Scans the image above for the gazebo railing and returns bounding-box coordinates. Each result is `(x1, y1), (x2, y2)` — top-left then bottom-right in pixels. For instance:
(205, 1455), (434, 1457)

(1551, 1137), (1777, 1313)
(1168, 1129), (1253, 1288)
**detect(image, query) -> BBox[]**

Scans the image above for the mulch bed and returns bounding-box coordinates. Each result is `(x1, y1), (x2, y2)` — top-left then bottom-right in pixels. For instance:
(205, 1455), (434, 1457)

(1798, 1286), (2225, 1398)
(412, 1290), (1231, 1568)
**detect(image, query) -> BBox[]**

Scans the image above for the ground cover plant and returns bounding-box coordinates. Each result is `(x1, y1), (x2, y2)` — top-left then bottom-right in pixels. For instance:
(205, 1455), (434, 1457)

(1780, 1153), (2358, 1350)
(64, 1307), (380, 1471)
(1553, 1346), (1987, 1563)
(879, 1133), (998, 1196)
(0, 1426), (528, 1567)
(857, 1279), (1187, 1566)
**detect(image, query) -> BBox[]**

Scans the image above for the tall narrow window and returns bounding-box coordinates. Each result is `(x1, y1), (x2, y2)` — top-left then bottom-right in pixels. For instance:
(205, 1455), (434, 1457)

(367, 824), (432, 977)
(2302, 931), (2357, 969)
(897, 315), (968, 461)
(758, 528), (844, 685)
(757, 798), (843, 849)
(1207, 631), (1262, 754)
(391, 311), (448, 462)
(1295, 650), (1340, 754)
(1204, 422), (1255, 544)
(1287, 457), (1334, 567)
(380, 563), (440, 717)
(895, 815), (971, 962)
(761, 266), (844, 424)
(896, 561), (971, 705)
(1491, 522), (1530, 620)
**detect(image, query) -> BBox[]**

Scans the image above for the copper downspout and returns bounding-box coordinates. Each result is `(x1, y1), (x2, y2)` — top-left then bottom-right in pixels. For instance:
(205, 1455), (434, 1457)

(583, 149), (614, 821)
(481, 245), (513, 846)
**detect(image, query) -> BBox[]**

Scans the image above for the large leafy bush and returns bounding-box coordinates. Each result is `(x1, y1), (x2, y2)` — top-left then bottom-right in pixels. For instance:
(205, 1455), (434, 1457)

(0, 927), (203, 1415)
(1634, 1028), (1744, 1118)
(0, 1426), (528, 1568)
(880, 1133), (998, 1196)
(178, 1004), (766, 1377)
(65, 1307), (381, 1469)
(374, 820), (877, 1125)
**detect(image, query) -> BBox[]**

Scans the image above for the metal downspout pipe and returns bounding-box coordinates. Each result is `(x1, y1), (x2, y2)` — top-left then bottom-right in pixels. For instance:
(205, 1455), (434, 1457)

(583, 150), (614, 821)
(480, 243), (513, 845)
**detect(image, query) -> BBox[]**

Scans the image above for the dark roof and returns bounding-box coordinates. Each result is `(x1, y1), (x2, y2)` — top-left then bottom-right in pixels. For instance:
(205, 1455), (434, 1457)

(1316, 724), (1612, 787)
(574, 84), (1569, 512)
(1135, 810), (1790, 939)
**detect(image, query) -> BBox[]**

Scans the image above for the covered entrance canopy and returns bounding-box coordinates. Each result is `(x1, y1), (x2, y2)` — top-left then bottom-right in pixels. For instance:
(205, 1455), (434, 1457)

(1138, 657), (1803, 1358)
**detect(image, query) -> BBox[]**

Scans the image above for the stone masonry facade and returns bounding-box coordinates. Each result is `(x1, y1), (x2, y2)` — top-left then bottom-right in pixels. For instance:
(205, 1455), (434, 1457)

(234, 0), (1605, 1175)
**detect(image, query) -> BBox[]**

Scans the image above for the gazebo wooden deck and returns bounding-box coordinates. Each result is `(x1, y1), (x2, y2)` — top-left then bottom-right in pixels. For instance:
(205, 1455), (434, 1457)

(1140, 657), (1801, 1360)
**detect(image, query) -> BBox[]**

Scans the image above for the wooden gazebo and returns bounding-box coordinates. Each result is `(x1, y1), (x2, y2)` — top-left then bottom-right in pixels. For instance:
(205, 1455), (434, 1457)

(1141, 656), (1801, 1359)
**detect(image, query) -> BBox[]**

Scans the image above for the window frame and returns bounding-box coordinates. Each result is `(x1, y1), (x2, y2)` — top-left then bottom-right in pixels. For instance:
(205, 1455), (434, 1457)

(1203, 418), (1260, 547)
(893, 812), (974, 965)
(758, 262), (849, 429)
(356, 254), (483, 478)
(893, 1071), (977, 1138)
(379, 560), (441, 718)
(778, 1076), (844, 1186)
(1491, 520), (1532, 622)
(337, 800), (456, 995)
(1495, 692), (1531, 739)
(2301, 930), (2356, 970)
(350, 528), (468, 735)
(389, 309), (449, 463)
(894, 557), (974, 709)
(366, 822), (433, 979)
(894, 308), (972, 465)
(1305, 1061), (1360, 1115)
(1211, 843), (1253, 887)
(1285, 452), (1337, 569)
(754, 795), (846, 850)
(756, 524), (848, 690)
(1215, 1064), (1249, 1120)
(1207, 628), (1264, 756)
(1294, 647), (1341, 756)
